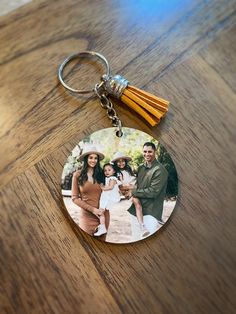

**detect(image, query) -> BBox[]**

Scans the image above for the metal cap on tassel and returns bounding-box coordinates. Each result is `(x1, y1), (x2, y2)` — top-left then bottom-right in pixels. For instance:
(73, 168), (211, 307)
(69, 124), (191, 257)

(102, 74), (129, 98)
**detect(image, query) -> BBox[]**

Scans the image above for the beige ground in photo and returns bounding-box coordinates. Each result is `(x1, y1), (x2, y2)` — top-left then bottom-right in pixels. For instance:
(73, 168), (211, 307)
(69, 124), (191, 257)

(63, 195), (176, 243)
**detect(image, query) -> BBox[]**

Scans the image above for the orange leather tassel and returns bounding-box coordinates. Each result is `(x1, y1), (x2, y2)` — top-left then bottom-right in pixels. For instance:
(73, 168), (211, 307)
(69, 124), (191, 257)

(102, 75), (169, 126)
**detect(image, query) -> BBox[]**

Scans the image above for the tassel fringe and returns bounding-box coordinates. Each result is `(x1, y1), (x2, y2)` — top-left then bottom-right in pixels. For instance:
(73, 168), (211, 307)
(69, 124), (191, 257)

(121, 85), (169, 126)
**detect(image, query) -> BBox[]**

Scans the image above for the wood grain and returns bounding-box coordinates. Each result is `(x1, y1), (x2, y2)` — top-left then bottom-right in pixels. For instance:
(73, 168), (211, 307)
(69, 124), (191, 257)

(0, 0), (236, 313)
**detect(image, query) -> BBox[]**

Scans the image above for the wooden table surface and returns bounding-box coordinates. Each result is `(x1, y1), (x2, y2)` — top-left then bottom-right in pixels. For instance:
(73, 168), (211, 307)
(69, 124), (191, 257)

(0, 1), (236, 313)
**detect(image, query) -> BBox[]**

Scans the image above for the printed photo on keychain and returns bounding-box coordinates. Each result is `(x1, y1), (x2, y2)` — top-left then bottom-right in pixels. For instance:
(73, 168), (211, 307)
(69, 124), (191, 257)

(61, 127), (178, 244)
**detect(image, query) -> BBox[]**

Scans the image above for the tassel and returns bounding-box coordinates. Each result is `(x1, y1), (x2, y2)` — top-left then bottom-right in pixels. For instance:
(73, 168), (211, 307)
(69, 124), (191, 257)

(102, 75), (169, 126)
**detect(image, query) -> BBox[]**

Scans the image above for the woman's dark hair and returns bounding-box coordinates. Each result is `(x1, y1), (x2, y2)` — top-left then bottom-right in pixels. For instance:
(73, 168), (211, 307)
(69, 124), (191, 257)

(113, 159), (134, 179)
(78, 154), (103, 186)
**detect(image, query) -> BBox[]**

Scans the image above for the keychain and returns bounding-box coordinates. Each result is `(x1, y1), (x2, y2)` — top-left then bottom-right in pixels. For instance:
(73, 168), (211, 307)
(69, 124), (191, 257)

(58, 51), (178, 244)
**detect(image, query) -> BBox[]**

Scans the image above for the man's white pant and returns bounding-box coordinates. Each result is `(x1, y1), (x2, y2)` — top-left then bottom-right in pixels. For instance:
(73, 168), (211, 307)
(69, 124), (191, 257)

(130, 214), (162, 241)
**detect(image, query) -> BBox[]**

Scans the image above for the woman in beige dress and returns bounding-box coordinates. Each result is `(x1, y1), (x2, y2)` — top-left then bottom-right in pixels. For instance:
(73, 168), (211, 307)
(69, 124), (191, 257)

(71, 147), (110, 240)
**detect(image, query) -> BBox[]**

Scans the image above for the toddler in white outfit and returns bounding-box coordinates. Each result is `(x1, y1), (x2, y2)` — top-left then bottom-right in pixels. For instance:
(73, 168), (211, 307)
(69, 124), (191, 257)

(94, 163), (121, 236)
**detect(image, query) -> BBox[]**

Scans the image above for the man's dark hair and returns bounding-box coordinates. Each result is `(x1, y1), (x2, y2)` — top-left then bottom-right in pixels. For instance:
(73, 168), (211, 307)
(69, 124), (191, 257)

(143, 142), (156, 151)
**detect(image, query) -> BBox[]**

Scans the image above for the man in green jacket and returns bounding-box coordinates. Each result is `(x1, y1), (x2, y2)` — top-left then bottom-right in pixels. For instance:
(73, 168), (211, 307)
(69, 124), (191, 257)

(128, 142), (168, 239)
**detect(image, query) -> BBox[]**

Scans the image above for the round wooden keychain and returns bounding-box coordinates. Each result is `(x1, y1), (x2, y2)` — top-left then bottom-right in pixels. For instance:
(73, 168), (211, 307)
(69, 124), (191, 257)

(58, 51), (178, 244)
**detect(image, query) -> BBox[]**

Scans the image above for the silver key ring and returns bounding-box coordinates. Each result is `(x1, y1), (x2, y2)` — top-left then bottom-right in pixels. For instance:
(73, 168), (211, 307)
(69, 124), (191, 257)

(58, 51), (111, 94)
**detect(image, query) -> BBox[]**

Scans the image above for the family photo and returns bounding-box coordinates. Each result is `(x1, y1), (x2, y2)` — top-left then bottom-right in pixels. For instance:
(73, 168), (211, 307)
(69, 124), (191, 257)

(61, 128), (178, 243)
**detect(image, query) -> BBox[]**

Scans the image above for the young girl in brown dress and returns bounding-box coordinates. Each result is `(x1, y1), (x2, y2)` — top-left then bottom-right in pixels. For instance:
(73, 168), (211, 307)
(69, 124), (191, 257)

(71, 146), (110, 240)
